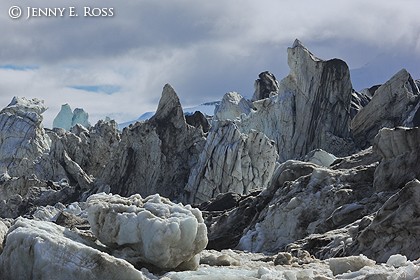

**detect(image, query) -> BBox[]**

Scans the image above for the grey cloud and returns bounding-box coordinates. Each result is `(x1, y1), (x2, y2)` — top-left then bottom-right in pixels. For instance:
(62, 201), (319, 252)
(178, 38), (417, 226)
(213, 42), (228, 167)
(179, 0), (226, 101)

(0, 0), (419, 127)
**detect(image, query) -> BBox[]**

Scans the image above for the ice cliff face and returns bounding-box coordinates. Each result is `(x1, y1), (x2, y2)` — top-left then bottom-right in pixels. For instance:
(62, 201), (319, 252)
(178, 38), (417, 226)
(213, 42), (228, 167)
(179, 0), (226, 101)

(185, 120), (278, 204)
(232, 39), (354, 162)
(0, 97), (50, 176)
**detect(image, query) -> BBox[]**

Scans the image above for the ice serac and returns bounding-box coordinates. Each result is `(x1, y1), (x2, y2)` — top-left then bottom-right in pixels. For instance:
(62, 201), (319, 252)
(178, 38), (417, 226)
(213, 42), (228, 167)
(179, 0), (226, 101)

(214, 92), (253, 121)
(86, 193), (208, 270)
(185, 120), (278, 204)
(373, 126), (420, 192)
(53, 104), (91, 130)
(350, 89), (372, 118)
(185, 111), (211, 133)
(351, 69), (420, 148)
(0, 218), (146, 280)
(72, 108), (91, 128)
(251, 71), (280, 101)
(0, 97), (50, 176)
(53, 104), (73, 130)
(102, 84), (205, 200)
(239, 39), (354, 161)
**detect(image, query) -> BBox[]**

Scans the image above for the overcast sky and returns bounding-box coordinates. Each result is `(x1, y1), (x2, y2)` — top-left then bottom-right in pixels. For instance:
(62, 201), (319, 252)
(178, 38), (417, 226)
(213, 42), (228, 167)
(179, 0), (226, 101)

(0, 0), (419, 127)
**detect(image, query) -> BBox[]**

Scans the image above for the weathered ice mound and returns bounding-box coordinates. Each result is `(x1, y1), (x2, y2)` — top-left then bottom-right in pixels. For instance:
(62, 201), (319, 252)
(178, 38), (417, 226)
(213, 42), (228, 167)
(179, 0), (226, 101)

(86, 193), (208, 270)
(53, 103), (91, 130)
(0, 218), (146, 280)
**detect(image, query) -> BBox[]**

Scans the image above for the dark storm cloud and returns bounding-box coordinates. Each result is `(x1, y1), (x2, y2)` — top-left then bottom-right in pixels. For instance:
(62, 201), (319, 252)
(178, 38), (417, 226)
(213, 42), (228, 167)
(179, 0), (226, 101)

(0, 1), (215, 63)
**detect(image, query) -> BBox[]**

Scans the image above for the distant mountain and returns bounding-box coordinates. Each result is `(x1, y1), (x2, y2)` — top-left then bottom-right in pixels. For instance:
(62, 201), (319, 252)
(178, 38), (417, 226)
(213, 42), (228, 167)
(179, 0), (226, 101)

(350, 52), (420, 90)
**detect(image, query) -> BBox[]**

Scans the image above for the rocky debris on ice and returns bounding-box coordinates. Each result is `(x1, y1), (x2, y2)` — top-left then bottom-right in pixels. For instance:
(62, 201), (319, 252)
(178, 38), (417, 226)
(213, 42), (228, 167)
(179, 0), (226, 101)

(31, 201), (86, 226)
(373, 126), (420, 192)
(163, 250), (420, 280)
(344, 179), (420, 262)
(303, 149), (337, 167)
(236, 39), (355, 161)
(251, 71), (280, 101)
(0, 170), (78, 219)
(237, 158), (379, 254)
(351, 69), (420, 148)
(327, 255), (375, 276)
(100, 84), (206, 201)
(329, 147), (380, 170)
(199, 192), (241, 212)
(0, 217), (147, 280)
(86, 192), (208, 270)
(283, 179), (420, 264)
(202, 160), (319, 251)
(53, 103), (91, 130)
(200, 192), (263, 250)
(185, 120), (278, 204)
(214, 92), (254, 121)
